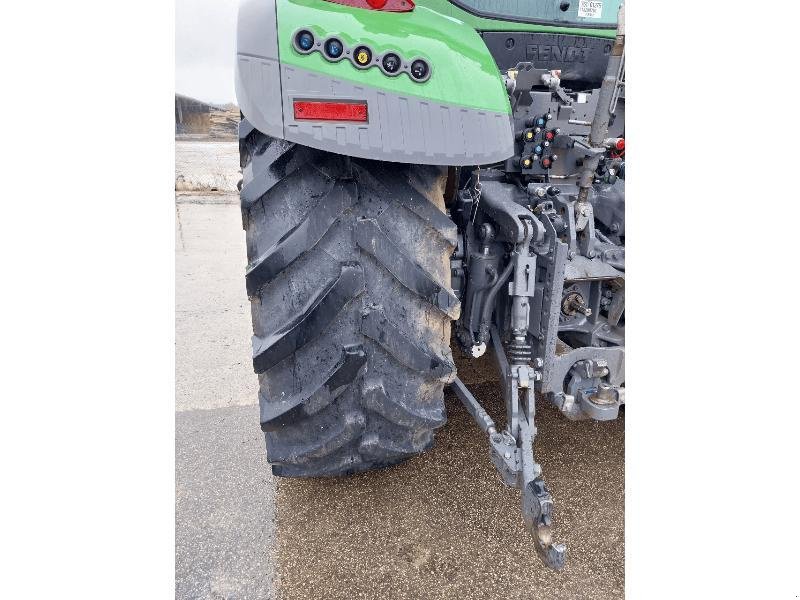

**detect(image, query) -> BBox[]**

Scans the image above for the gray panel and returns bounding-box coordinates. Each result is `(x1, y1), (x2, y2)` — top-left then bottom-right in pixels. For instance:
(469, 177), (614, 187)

(281, 65), (515, 166)
(235, 55), (284, 139)
(235, 0), (283, 139)
(236, 0), (278, 60)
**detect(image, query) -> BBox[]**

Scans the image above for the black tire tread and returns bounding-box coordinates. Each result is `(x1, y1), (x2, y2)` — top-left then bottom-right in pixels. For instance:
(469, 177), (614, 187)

(240, 118), (459, 477)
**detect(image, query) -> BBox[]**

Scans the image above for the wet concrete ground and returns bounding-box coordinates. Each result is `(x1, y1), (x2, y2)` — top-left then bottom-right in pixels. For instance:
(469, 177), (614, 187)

(175, 141), (624, 599)
(176, 404), (276, 600)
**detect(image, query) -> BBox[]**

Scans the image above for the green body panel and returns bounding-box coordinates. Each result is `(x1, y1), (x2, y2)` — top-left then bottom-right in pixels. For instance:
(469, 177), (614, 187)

(277, 0), (512, 113)
(418, 0), (618, 37)
(277, 1), (618, 114)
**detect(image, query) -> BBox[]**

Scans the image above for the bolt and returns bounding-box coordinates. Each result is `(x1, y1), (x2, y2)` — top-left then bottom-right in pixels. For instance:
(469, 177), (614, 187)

(594, 382), (617, 404)
(563, 292), (592, 317)
(504, 451), (512, 459)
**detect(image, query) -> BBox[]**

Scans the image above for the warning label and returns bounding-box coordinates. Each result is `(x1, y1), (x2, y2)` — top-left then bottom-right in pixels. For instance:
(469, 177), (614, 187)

(577, 0), (603, 19)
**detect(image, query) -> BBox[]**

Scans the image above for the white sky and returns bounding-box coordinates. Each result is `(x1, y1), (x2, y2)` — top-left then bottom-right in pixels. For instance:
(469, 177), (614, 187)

(176, 0), (239, 104)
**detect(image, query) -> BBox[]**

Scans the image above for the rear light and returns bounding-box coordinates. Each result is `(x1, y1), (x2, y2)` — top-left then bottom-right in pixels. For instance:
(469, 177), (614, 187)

(321, 0), (415, 12)
(293, 100), (368, 122)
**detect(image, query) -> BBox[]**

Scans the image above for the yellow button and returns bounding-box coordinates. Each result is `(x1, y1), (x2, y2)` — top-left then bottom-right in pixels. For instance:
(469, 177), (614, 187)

(356, 51), (370, 65)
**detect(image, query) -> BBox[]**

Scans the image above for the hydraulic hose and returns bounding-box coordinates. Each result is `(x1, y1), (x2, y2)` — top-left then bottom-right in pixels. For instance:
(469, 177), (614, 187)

(477, 258), (514, 343)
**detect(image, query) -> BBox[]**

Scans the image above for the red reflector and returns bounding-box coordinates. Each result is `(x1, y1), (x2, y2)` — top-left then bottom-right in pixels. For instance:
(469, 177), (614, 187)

(322, 0), (414, 11)
(615, 138), (625, 151)
(294, 100), (368, 122)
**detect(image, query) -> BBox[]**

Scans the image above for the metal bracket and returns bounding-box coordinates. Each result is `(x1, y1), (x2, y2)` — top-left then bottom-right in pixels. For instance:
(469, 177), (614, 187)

(508, 253), (537, 297)
(489, 429), (522, 487)
(478, 180), (545, 245)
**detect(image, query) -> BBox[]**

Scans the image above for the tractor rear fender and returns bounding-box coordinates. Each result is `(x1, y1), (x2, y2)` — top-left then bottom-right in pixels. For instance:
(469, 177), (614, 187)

(235, 0), (284, 139)
(235, 0), (515, 165)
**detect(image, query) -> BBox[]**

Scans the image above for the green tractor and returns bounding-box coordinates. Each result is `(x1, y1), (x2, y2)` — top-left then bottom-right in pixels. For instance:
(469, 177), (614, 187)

(236, 0), (625, 569)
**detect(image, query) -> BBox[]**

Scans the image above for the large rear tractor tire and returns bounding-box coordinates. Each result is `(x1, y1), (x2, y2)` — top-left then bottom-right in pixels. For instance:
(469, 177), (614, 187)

(239, 119), (460, 476)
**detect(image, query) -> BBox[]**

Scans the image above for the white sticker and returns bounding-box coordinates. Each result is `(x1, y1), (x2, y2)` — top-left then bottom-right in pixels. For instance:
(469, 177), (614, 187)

(578, 0), (604, 19)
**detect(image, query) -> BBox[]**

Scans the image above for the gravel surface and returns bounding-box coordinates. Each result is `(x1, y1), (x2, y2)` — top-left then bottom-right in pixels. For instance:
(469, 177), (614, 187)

(275, 383), (624, 600)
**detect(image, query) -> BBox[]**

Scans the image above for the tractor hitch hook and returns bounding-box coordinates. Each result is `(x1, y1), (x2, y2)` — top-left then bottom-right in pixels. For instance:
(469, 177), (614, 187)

(450, 338), (567, 570)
